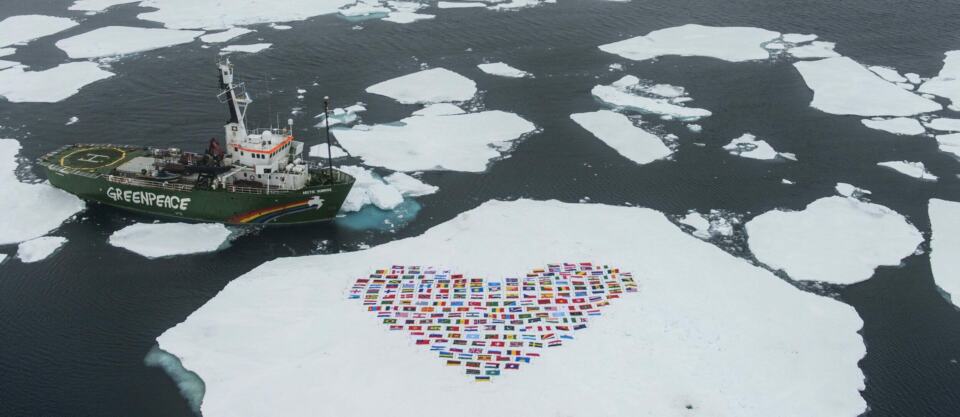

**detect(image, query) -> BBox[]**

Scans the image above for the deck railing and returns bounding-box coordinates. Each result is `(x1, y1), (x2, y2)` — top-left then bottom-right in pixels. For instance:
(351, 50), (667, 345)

(105, 175), (195, 192)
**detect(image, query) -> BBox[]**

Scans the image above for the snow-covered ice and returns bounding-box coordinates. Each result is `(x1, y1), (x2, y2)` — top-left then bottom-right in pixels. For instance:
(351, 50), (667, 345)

(793, 56), (942, 116)
(722, 133), (785, 160)
(220, 43), (272, 54)
(411, 103), (464, 116)
(477, 62), (532, 78)
(0, 139), (85, 245)
(16, 236), (68, 263)
(199, 27), (254, 43)
(69, 0), (139, 11)
(905, 72), (922, 84)
(868, 66), (908, 83)
(918, 51), (960, 109)
(599, 24), (780, 63)
(109, 223), (232, 258)
(314, 103), (366, 126)
(786, 41), (839, 59)
(437, 1), (486, 7)
(366, 68), (476, 104)
(156, 199), (866, 417)
(0, 15), (77, 48)
(382, 11), (435, 24)
(747, 195), (922, 284)
(334, 110), (536, 172)
(678, 209), (738, 239)
(782, 33), (817, 43)
(678, 211), (711, 238)
(570, 110), (672, 164)
(0, 48), (14, 57)
(384, 172), (438, 197)
(592, 76), (711, 120)
(935, 133), (960, 159)
(136, 0), (356, 30)
(338, 1), (391, 18)
(270, 24), (293, 30)
(56, 26), (202, 59)
(687, 123), (702, 133)
(0, 62), (114, 103)
(835, 182), (871, 198)
(877, 161), (937, 181)
(929, 198), (960, 308)
(308, 143), (348, 159)
(924, 118), (960, 132)
(338, 166), (436, 212)
(860, 117), (925, 135)
(0, 60), (19, 70)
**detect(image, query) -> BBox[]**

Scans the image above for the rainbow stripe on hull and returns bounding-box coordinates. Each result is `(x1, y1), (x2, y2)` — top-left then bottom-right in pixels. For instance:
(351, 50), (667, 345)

(229, 199), (316, 224)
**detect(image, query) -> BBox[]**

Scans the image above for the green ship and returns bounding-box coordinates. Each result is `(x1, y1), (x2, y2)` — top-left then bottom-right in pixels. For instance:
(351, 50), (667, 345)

(37, 60), (355, 225)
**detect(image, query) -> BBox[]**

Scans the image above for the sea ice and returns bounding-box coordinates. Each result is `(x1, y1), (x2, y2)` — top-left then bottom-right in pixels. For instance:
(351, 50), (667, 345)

(69, 0), (140, 11)
(0, 139), (85, 245)
(109, 223), (232, 258)
(314, 103), (366, 127)
(835, 182), (870, 198)
(570, 110), (672, 164)
(381, 12), (435, 24)
(904, 72), (922, 84)
(918, 51), (960, 109)
(56, 26), (202, 59)
(220, 43), (272, 54)
(137, 0), (357, 30)
(687, 123), (702, 132)
(437, 1), (486, 7)
(199, 27), (254, 43)
(0, 62), (114, 103)
(338, 1), (391, 18)
(338, 166), (435, 212)
(678, 211), (711, 238)
(929, 198), (960, 308)
(598, 24), (780, 63)
(16, 236), (68, 263)
(786, 41), (840, 59)
(487, 0), (544, 11)
(782, 33), (817, 43)
(477, 62), (532, 78)
(0, 15), (78, 48)
(924, 117), (960, 132)
(0, 253), (6, 264)
(411, 103), (464, 116)
(0, 60), (19, 70)
(722, 133), (784, 160)
(868, 66), (908, 83)
(782, 178), (795, 185)
(308, 143), (348, 159)
(270, 24), (293, 30)
(747, 195), (922, 284)
(592, 76), (711, 120)
(366, 68), (477, 104)
(144, 346), (205, 414)
(793, 57), (942, 116)
(877, 161), (937, 181)
(156, 199), (866, 417)
(0, 48), (14, 57)
(934, 133), (960, 159)
(860, 117), (925, 135)
(384, 172), (438, 196)
(334, 110), (536, 172)
(66, 116), (79, 125)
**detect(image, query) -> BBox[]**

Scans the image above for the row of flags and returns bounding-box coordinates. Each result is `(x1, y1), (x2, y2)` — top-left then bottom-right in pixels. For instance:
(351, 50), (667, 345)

(349, 263), (638, 382)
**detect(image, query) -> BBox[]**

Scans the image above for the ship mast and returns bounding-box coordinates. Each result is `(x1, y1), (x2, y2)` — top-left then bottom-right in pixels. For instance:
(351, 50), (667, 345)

(217, 59), (251, 146)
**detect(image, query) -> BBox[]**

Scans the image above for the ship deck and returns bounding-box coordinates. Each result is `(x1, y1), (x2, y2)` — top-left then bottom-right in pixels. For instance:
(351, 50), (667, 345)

(41, 144), (148, 175)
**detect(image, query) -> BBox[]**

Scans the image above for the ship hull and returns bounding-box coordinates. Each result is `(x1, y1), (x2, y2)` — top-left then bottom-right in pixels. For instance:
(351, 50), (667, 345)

(43, 165), (352, 225)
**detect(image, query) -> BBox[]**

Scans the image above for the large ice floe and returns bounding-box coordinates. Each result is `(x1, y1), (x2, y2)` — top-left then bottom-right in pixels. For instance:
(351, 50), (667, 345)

(156, 199), (865, 417)
(365, 68), (477, 104)
(569, 110), (672, 164)
(219, 43), (272, 54)
(598, 24), (780, 63)
(924, 117), (960, 132)
(918, 51), (960, 110)
(0, 139), (85, 245)
(786, 41), (840, 59)
(0, 15), (77, 48)
(135, 0), (356, 30)
(199, 27), (254, 43)
(477, 62), (532, 78)
(793, 57), (941, 116)
(935, 133), (960, 159)
(929, 198), (960, 308)
(592, 75), (711, 121)
(860, 117), (926, 135)
(747, 193), (922, 284)
(877, 161), (937, 181)
(0, 62), (114, 103)
(108, 223), (233, 258)
(56, 26), (203, 59)
(16, 236), (68, 263)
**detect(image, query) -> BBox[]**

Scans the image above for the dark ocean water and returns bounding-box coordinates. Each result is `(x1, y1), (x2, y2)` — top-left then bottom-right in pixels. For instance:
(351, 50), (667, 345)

(0, 0), (959, 416)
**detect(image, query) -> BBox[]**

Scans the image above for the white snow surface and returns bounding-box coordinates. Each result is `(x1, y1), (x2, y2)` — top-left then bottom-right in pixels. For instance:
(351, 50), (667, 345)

(366, 68), (477, 104)
(308, 143), (348, 158)
(924, 118), (960, 132)
(782, 33), (817, 43)
(382, 11), (435, 24)
(56, 26), (202, 59)
(835, 182), (870, 198)
(868, 66), (908, 83)
(156, 199), (866, 417)
(220, 43), (272, 54)
(437, 1), (486, 7)
(0, 15), (78, 48)
(334, 110), (536, 172)
(860, 117), (926, 135)
(722, 133), (782, 160)
(678, 211), (711, 238)
(137, 0), (356, 30)
(0, 139), (85, 245)
(793, 57), (942, 116)
(199, 27), (254, 43)
(786, 41), (839, 59)
(570, 110), (672, 164)
(598, 24), (780, 63)
(929, 198), (960, 308)
(412, 103), (464, 116)
(918, 51), (960, 109)
(315, 103), (366, 127)
(477, 62), (532, 78)
(935, 133), (960, 159)
(109, 223), (232, 258)
(337, 166), (436, 212)
(747, 196), (922, 284)
(0, 48), (14, 57)
(592, 76), (711, 120)
(0, 62), (114, 103)
(16, 236), (68, 263)
(384, 172), (438, 197)
(69, 0), (139, 11)
(877, 161), (938, 181)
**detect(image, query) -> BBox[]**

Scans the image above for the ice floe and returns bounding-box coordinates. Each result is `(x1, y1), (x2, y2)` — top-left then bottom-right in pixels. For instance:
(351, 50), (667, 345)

(411, 102), (464, 116)
(314, 103), (366, 127)
(570, 110), (672, 164)
(0, 60), (19, 70)
(66, 116), (79, 125)
(905, 72), (922, 84)
(156, 199), (866, 417)
(599, 24), (780, 63)
(918, 51), (960, 110)
(592, 75), (711, 121)
(835, 182), (870, 198)
(219, 43), (272, 54)
(782, 33), (817, 43)
(924, 117), (960, 132)
(868, 66), (907, 83)
(338, 165), (436, 212)
(722, 133), (788, 160)
(0, 139), (85, 245)
(0, 62), (114, 103)
(334, 110), (536, 172)
(199, 27), (254, 43)
(0, 48), (14, 57)
(384, 172), (438, 196)
(366, 68), (476, 104)
(678, 209), (739, 239)
(382, 11), (435, 24)
(56, 26), (202, 59)
(438, 1), (486, 7)
(308, 143), (348, 159)
(747, 195), (922, 284)
(793, 56), (941, 116)
(16, 236), (68, 263)
(109, 223), (232, 258)
(786, 41), (839, 59)
(935, 133), (960, 159)
(0, 15), (78, 48)
(69, 0), (140, 11)
(929, 198), (960, 308)
(477, 62), (532, 78)
(860, 117), (925, 135)
(877, 161), (937, 181)
(136, 0), (356, 30)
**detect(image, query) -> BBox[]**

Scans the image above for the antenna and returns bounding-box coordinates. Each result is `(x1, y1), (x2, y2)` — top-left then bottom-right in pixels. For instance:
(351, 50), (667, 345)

(323, 96), (334, 180)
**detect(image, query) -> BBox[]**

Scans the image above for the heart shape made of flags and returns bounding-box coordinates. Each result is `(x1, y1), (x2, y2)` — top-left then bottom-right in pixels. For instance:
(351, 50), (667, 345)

(349, 262), (638, 382)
